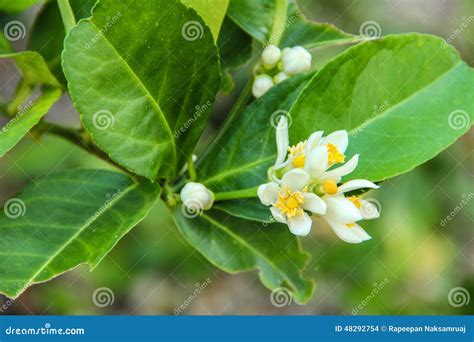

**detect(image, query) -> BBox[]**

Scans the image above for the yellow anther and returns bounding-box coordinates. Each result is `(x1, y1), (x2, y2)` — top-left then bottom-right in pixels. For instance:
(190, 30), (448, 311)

(275, 186), (305, 218)
(322, 180), (338, 195)
(292, 155), (305, 168)
(347, 195), (362, 208)
(346, 223), (356, 228)
(326, 143), (345, 164)
(288, 142), (305, 157)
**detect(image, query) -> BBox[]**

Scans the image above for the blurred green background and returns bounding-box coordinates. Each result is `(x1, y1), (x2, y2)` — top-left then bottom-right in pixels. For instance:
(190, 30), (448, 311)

(0, 0), (472, 315)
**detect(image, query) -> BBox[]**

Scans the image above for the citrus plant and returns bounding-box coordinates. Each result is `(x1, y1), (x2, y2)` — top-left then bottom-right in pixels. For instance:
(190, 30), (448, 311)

(0, 0), (472, 304)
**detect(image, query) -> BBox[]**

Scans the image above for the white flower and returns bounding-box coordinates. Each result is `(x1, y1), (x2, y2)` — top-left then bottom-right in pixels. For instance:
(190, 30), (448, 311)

(261, 44), (281, 69)
(258, 169), (326, 236)
(273, 71), (289, 84)
(320, 179), (380, 244)
(281, 46), (312, 75)
(180, 182), (214, 211)
(252, 74), (274, 98)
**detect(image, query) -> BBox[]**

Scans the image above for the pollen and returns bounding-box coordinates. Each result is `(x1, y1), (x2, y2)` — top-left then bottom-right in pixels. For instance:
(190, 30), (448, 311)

(347, 195), (362, 208)
(322, 180), (338, 195)
(346, 223), (356, 228)
(288, 142), (305, 157)
(275, 186), (305, 218)
(326, 143), (345, 164)
(292, 155), (305, 168)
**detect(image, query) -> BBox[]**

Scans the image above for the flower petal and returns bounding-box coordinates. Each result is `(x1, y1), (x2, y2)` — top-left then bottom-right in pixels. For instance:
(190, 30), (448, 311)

(351, 223), (372, 240)
(302, 193), (326, 214)
(304, 145), (328, 178)
(321, 154), (359, 182)
(359, 199), (380, 219)
(257, 182), (279, 206)
(337, 179), (379, 194)
(270, 206), (287, 224)
(324, 217), (370, 244)
(305, 131), (323, 157)
(275, 116), (289, 167)
(281, 168), (309, 191)
(321, 130), (348, 153)
(325, 196), (363, 224)
(287, 213), (312, 236)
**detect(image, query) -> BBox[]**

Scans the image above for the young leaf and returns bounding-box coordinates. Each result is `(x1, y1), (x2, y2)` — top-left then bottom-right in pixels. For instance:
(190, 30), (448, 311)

(0, 88), (62, 157)
(0, 169), (160, 299)
(0, 0), (41, 13)
(290, 34), (474, 182)
(172, 207), (314, 304)
(63, 0), (221, 180)
(227, 0), (288, 44)
(214, 198), (272, 223)
(28, 0), (97, 83)
(196, 73), (313, 192)
(279, 2), (360, 49)
(181, 0), (229, 42)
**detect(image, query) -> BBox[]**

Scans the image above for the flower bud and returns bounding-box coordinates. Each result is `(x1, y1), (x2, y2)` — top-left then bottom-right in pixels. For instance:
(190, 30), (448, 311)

(252, 74), (274, 98)
(273, 71), (289, 84)
(281, 46), (312, 75)
(261, 44), (281, 69)
(180, 182), (214, 211)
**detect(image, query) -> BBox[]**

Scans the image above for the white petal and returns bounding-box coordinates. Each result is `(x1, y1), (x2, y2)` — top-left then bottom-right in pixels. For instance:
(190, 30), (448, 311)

(305, 131), (324, 156)
(324, 217), (370, 244)
(321, 130), (348, 154)
(270, 206), (287, 224)
(321, 154), (359, 182)
(302, 193), (326, 214)
(351, 223), (372, 240)
(257, 182), (279, 206)
(337, 179), (379, 194)
(287, 213), (312, 236)
(275, 116), (289, 167)
(281, 168), (309, 191)
(324, 196), (363, 224)
(304, 145), (328, 178)
(359, 199), (380, 219)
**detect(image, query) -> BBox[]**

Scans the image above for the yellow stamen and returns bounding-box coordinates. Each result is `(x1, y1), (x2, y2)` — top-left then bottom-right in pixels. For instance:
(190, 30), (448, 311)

(346, 223), (356, 228)
(292, 155), (305, 168)
(322, 180), (338, 195)
(347, 195), (362, 208)
(275, 186), (305, 218)
(326, 143), (345, 164)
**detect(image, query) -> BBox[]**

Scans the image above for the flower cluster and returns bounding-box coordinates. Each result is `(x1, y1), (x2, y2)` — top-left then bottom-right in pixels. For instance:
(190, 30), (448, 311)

(258, 117), (380, 243)
(252, 45), (312, 98)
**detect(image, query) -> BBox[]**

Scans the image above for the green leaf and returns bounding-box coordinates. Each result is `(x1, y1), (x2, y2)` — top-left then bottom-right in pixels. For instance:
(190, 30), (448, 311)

(28, 0), (97, 83)
(181, 0), (229, 42)
(214, 198), (272, 223)
(0, 169), (160, 299)
(227, 0), (288, 44)
(172, 207), (314, 304)
(279, 2), (359, 49)
(0, 88), (62, 157)
(0, 0), (41, 13)
(196, 73), (313, 192)
(63, 0), (220, 180)
(290, 34), (474, 182)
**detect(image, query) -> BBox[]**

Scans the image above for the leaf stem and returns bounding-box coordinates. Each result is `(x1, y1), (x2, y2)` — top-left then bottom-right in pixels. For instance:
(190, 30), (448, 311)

(268, 0), (288, 46)
(57, 0), (76, 34)
(213, 186), (259, 202)
(188, 155), (197, 181)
